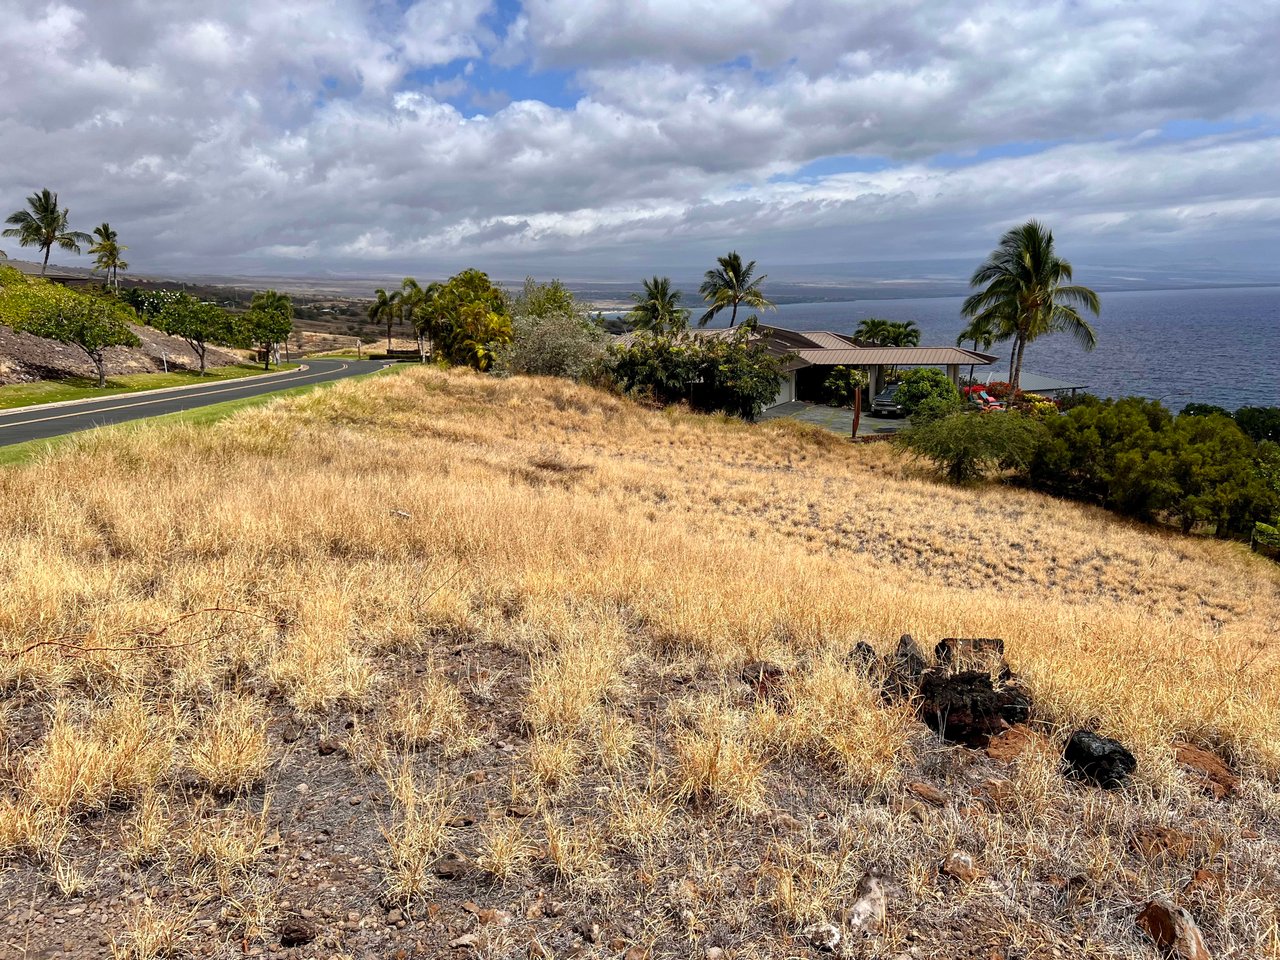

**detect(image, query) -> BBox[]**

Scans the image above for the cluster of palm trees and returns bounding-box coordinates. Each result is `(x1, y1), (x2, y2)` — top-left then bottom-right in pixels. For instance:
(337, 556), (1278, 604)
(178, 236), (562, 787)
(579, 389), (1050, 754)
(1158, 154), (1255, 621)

(852, 317), (920, 346)
(2, 188), (128, 288)
(958, 219), (1099, 393)
(368, 276), (442, 358)
(628, 252), (774, 335)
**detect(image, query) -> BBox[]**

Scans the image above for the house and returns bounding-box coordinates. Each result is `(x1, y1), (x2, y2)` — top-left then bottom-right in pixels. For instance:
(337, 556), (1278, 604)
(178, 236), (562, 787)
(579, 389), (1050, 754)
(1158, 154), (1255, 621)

(614, 324), (998, 408)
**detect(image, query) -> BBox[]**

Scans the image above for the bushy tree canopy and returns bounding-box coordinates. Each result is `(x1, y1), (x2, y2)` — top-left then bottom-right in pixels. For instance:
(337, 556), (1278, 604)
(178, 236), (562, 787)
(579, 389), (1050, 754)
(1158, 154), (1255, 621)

(432, 269), (512, 371)
(895, 367), (960, 421)
(155, 293), (244, 373)
(493, 277), (604, 380)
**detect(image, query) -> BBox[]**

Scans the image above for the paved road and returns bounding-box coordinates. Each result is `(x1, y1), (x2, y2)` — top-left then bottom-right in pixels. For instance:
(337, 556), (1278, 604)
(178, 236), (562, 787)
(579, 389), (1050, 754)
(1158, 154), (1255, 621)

(0, 358), (394, 447)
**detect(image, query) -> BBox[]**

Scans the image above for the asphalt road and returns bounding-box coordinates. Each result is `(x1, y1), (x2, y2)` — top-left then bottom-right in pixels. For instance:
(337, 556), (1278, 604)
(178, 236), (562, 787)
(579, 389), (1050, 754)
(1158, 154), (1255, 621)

(0, 358), (394, 448)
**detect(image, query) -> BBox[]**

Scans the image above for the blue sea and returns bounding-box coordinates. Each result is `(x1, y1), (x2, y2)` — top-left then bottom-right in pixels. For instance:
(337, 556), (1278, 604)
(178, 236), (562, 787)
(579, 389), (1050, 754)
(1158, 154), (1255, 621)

(737, 286), (1280, 411)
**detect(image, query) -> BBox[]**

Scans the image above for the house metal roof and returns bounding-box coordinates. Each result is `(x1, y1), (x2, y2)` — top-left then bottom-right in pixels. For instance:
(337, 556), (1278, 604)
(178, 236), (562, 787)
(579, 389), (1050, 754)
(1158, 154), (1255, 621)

(792, 347), (998, 367)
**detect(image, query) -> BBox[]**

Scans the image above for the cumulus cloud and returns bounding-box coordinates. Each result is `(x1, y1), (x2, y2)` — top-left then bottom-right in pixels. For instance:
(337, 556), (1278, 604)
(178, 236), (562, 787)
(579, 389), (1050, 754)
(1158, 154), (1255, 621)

(0, 0), (1276, 280)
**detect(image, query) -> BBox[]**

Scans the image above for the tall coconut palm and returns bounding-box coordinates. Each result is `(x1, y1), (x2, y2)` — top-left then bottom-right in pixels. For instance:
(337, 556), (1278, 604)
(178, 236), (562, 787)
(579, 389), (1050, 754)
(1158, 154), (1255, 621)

(628, 276), (689, 337)
(400, 276), (442, 361)
(698, 251), (773, 327)
(2, 189), (92, 275)
(368, 287), (402, 350)
(89, 222), (128, 291)
(962, 220), (1100, 393)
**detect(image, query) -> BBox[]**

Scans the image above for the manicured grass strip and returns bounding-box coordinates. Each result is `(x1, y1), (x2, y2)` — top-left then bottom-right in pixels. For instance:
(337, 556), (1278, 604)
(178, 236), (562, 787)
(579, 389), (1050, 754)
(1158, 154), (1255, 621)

(0, 362), (301, 411)
(0, 365), (397, 467)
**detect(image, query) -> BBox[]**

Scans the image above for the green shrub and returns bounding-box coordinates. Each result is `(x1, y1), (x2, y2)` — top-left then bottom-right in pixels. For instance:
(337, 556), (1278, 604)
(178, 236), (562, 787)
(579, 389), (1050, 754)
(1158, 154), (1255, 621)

(1234, 407), (1280, 444)
(493, 278), (605, 380)
(898, 411), (1046, 483)
(609, 327), (782, 421)
(895, 368), (960, 420)
(821, 365), (867, 408)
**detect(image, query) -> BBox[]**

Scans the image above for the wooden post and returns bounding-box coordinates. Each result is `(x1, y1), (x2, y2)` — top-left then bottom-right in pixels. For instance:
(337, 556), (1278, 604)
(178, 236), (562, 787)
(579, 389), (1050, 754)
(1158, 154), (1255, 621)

(851, 386), (862, 439)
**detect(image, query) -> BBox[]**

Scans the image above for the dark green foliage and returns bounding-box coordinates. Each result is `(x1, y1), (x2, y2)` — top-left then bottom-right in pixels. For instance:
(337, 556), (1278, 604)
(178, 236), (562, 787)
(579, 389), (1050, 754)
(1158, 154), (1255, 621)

(895, 368), (961, 420)
(821, 365), (867, 408)
(1234, 407), (1280, 444)
(121, 287), (183, 318)
(1029, 397), (1280, 535)
(609, 328), (782, 421)
(898, 411), (1046, 483)
(245, 290), (295, 370)
(155, 294), (244, 372)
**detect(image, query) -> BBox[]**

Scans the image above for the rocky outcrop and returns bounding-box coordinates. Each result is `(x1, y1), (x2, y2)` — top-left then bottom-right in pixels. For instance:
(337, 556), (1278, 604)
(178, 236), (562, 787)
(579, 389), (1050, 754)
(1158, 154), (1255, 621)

(1063, 731), (1136, 788)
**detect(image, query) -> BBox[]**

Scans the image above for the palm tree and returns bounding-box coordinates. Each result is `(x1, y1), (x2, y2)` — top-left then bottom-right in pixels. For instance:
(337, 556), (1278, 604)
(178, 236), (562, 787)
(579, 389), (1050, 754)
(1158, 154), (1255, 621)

(368, 287), (402, 350)
(962, 220), (1100, 393)
(628, 276), (689, 336)
(3, 189), (92, 276)
(853, 318), (894, 344)
(400, 277), (442, 361)
(956, 314), (1002, 386)
(698, 251), (773, 327)
(882, 320), (920, 347)
(89, 222), (128, 291)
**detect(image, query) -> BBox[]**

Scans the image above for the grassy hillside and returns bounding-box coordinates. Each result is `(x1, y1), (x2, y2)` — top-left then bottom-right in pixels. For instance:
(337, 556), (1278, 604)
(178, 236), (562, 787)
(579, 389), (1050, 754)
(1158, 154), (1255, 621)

(1, 368), (1277, 958)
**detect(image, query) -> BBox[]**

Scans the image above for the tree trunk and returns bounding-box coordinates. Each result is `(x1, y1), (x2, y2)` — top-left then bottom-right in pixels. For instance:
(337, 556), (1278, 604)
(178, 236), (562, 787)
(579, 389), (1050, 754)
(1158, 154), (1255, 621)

(198, 343), (207, 374)
(93, 354), (106, 388)
(729, 300), (738, 327)
(41, 246), (50, 276)
(1008, 339), (1017, 385)
(262, 345), (270, 371)
(1012, 336), (1027, 394)
(387, 322), (393, 352)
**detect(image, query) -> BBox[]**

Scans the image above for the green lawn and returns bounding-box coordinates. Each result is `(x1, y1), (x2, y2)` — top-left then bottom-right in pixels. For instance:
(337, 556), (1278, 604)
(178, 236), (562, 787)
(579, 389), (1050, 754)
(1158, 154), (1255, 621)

(0, 363), (300, 411)
(0, 364), (399, 467)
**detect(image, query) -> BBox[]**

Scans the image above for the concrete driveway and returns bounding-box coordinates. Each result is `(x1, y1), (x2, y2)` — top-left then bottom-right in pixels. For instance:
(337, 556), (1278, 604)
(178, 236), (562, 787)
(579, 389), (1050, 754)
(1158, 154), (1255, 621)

(759, 400), (907, 437)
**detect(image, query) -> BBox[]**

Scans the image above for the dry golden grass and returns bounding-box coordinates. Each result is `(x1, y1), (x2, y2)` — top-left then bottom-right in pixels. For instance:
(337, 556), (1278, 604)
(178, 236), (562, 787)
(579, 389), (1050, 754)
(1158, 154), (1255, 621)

(1, 365), (1278, 956)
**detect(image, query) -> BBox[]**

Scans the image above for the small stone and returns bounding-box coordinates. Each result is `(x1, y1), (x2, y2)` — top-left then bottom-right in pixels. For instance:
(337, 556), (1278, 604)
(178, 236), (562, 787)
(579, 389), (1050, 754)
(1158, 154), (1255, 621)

(1183, 868), (1223, 896)
(1136, 898), (1211, 960)
(431, 853), (471, 880)
(575, 920), (602, 944)
(880, 634), (927, 701)
(317, 737), (342, 756)
(1174, 742), (1239, 800)
(506, 804), (535, 819)
(546, 900), (567, 917)
(348, 796), (362, 806)
(277, 918), (315, 948)
(1131, 825), (1194, 862)
(294, 783), (309, 794)
(741, 660), (787, 705)
(941, 851), (982, 883)
(1063, 731), (1136, 789)
(280, 720), (303, 744)
(906, 781), (947, 807)
(802, 921), (841, 952)
(705, 949), (725, 960)
(985, 724), (1043, 763)
(387, 908), (405, 924)
(840, 872), (886, 932)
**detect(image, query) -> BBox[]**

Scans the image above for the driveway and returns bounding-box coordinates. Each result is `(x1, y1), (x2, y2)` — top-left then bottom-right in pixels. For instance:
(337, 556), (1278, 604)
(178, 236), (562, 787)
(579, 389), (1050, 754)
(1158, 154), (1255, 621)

(760, 400), (907, 437)
(0, 358), (395, 447)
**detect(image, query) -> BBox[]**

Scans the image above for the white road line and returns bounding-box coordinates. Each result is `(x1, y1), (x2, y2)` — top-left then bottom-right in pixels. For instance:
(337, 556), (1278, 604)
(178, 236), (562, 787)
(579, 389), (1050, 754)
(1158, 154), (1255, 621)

(0, 362), (353, 430)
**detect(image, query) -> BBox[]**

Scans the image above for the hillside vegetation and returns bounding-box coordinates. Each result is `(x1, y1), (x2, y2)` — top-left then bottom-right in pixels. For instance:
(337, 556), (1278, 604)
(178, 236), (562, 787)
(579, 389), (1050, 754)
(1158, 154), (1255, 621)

(1, 368), (1277, 959)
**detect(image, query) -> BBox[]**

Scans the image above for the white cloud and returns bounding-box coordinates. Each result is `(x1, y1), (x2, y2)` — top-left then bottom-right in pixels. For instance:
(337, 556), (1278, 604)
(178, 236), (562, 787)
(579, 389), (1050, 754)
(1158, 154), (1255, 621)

(0, 0), (1276, 280)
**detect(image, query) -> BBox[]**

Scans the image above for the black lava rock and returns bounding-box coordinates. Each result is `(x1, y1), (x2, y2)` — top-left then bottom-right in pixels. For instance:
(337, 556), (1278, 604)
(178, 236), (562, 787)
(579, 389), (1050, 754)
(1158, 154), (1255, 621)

(917, 668), (1032, 746)
(1063, 730), (1136, 788)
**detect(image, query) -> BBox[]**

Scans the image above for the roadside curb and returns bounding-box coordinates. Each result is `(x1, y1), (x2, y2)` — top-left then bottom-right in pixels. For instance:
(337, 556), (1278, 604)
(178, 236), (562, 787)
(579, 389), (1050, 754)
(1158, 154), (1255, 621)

(0, 363), (312, 416)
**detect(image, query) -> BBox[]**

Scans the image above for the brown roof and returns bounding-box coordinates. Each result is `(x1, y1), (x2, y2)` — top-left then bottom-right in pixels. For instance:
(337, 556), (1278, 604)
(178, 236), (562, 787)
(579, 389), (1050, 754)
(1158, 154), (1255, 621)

(791, 347), (997, 366)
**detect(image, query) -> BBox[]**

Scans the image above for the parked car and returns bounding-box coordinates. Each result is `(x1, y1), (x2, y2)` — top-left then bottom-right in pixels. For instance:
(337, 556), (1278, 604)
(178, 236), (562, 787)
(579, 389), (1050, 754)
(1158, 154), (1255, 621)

(871, 384), (905, 417)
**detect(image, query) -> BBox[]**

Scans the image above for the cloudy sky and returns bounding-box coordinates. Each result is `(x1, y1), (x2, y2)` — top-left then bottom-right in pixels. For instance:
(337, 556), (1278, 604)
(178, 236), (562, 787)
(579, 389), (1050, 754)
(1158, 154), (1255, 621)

(1, 0), (1277, 284)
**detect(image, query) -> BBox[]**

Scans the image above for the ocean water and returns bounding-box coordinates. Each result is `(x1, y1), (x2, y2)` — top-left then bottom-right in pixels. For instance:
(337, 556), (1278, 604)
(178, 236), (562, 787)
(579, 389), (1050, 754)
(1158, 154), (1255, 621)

(740, 286), (1280, 411)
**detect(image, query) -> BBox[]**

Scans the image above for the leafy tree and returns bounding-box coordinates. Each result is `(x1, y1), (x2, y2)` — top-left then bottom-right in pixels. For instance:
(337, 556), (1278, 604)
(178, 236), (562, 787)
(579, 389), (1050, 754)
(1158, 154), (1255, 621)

(962, 219), (1100, 393)
(493, 277), (605, 379)
(0, 267), (139, 386)
(154, 294), (243, 373)
(399, 277), (442, 361)
(1234, 407), (1280, 444)
(895, 368), (961, 421)
(120, 287), (182, 319)
(898, 411), (1047, 484)
(88, 222), (128, 291)
(628, 276), (688, 336)
(698, 251), (773, 327)
(2, 189), (92, 276)
(609, 326), (782, 420)
(433, 269), (512, 371)
(822, 365), (868, 408)
(246, 290), (294, 370)
(367, 287), (401, 351)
